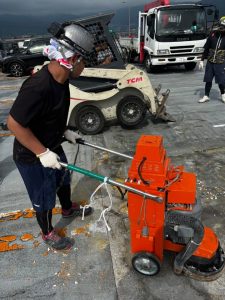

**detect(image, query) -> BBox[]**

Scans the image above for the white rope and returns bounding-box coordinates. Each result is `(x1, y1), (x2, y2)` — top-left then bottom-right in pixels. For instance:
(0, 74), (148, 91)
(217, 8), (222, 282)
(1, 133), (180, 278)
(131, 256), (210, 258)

(80, 177), (113, 231)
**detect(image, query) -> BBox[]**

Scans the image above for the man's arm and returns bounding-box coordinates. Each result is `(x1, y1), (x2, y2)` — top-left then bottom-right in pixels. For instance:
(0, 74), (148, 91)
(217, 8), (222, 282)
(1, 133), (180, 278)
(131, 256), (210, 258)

(202, 35), (211, 60)
(7, 114), (46, 156)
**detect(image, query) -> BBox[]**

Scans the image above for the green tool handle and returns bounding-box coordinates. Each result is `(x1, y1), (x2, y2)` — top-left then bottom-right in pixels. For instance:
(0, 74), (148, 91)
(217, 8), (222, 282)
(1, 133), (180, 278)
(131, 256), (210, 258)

(60, 162), (162, 203)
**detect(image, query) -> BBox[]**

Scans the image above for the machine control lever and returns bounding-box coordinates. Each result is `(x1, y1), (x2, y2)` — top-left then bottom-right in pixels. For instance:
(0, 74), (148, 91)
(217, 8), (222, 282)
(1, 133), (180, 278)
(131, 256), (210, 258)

(76, 139), (133, 160)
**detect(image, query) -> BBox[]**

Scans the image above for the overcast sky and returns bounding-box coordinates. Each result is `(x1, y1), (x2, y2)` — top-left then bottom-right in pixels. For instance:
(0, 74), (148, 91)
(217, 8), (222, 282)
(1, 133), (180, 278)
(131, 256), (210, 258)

(0, 0), (150, 16)
(0, 0), (217, 16)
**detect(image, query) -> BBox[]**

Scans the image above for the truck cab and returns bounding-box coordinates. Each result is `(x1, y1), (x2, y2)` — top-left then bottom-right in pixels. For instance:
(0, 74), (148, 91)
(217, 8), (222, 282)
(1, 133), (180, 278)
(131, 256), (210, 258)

(141, 2), (209, 71)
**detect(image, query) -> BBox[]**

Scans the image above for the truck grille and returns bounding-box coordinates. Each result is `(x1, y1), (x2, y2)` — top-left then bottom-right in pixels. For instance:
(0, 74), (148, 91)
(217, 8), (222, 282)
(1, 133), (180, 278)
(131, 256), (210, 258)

(170, 45), (194, 54)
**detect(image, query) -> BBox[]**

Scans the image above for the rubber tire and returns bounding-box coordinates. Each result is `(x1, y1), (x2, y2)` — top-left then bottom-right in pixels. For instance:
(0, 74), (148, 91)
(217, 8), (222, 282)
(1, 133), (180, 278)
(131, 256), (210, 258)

(132, 252), (161, 276)
(75, 105), (105, 135)
(184, 62), (197, 71)
(116, 96), (147, 129)
(9, 62), (25, 77)
(144, 54), (153, 73)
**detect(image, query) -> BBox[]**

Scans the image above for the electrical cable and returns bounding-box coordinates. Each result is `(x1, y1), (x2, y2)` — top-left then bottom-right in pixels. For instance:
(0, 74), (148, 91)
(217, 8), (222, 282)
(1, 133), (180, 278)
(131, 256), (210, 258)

(80, 177), (113, 231)
(116, 186), (127, 200)
(138, 157), (150, 185)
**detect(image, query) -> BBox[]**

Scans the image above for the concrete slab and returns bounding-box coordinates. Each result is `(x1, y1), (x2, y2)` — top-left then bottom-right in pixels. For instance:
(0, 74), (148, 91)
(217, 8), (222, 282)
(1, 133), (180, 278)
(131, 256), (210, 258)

(0, 66), (225, 299)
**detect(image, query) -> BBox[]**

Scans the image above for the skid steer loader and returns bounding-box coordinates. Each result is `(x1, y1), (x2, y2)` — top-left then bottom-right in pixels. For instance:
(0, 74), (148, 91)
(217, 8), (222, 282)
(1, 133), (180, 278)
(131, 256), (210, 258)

(33, 13), (174, 134)
(68, 63), (171, 134)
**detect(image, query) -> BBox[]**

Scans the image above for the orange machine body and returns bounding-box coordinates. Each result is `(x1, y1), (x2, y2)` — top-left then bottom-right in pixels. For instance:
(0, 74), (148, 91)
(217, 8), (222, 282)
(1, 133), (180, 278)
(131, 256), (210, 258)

(126, 135), (219, 262)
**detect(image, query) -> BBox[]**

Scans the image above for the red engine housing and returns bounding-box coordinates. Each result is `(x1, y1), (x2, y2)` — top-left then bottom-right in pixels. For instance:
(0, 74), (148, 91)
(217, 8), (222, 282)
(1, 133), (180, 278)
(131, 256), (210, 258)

(126, 135), (219, 263)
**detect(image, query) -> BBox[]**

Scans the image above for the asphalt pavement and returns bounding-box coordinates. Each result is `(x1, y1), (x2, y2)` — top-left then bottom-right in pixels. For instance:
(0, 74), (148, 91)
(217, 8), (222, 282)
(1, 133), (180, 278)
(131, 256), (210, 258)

(0, 65), (225, 300)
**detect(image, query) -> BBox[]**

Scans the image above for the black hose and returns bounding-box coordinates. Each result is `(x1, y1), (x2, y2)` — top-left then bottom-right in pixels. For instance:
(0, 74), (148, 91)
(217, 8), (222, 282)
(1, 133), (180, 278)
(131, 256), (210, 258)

(166, 211), (204, 274)
(138, 157), (150, 185)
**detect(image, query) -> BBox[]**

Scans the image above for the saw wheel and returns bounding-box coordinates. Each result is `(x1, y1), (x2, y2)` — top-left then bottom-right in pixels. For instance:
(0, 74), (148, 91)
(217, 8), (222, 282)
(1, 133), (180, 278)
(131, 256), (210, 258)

(181, 245), (225, 281)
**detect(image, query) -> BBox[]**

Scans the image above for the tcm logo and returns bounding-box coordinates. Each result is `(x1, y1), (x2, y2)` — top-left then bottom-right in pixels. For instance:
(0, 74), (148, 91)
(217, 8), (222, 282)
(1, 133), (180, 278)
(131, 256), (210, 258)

(127, 77), (143, 84)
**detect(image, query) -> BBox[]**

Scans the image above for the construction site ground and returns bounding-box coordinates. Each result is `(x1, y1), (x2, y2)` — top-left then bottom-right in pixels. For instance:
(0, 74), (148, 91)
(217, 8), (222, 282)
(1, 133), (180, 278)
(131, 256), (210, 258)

(0, 65), (225, 300)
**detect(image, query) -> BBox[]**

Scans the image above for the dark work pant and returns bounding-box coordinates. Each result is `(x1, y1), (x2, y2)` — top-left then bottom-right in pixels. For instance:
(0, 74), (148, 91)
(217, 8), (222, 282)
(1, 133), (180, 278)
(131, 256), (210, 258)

(36, 185), (72, 235)
(36, 210), (54, 235)
(15, 150), (72, 235)
(205, 82), (225, 96)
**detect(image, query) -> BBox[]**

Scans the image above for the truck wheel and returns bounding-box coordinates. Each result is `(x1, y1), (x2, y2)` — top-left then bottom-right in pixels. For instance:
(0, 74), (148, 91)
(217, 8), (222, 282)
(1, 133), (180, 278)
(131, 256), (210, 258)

(75, 105), (105, 135)
(144, 54), (153, 73)
(184, 62), (197, 71)
(9, 62), (25, 77)
(116, 96), (147, 128)
(132, 252), (161, 276)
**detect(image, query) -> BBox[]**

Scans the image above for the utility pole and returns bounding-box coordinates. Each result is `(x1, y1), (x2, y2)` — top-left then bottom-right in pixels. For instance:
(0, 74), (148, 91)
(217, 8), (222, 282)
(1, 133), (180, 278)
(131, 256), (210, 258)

(122, 1), (131, 36)
(128, 6), (131, 36)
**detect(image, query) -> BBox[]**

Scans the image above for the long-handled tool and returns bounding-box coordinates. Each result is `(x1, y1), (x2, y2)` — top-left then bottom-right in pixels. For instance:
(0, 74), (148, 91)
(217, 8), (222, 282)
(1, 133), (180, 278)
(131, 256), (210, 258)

(63, 135), (225, 281)
(59, 161), (162, 203)
(77, 139), (133, 160)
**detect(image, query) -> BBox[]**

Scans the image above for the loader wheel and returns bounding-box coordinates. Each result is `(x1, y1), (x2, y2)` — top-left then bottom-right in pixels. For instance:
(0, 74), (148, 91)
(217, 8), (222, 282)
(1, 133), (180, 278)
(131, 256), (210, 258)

(75, 106), (105, 135)
(132, 252), (161, 276)
(116, 96), (147, 128)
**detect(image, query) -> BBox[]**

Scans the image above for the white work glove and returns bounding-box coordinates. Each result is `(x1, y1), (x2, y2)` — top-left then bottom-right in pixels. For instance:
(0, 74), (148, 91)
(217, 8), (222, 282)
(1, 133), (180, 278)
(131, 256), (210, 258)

(64, 129), (82, 144)
(198, 61), (204, 71)
(37, 149), (61, 169)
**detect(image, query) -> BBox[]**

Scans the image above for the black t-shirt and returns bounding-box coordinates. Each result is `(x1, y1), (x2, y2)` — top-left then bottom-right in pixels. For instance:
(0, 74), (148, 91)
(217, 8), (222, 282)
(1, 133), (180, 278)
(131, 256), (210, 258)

(10, 65), (70, 163)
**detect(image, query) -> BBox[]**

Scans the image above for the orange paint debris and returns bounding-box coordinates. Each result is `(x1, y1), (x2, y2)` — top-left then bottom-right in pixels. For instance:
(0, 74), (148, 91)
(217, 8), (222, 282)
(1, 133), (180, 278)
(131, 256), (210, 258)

(0, 207), (62, 222)
(0, 211), (23, 221)
(42, 250), (49, 256)
(79, 200), (89, 207)
(33, 240), (41, 248)
(0, 241), (25, 252)
(20, 233), (34, 242)
(72, 224), (90, 237)
(0, 235), (17, 242)
(52, 207), (61, 215)
(55, 227), (67, 237)
(23, 209), (35, 218)
(0, 133), (14, 137)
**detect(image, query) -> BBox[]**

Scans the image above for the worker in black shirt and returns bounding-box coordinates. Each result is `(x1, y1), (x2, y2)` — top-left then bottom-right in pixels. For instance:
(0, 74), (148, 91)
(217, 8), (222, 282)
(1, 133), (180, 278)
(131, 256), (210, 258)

(198, 16), (225, 103)
(7, 23), (96, 250)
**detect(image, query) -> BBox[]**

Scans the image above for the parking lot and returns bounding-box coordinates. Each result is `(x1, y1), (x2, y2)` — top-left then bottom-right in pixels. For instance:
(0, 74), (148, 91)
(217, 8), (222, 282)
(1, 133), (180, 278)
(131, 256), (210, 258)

(0, 66), (225, 299)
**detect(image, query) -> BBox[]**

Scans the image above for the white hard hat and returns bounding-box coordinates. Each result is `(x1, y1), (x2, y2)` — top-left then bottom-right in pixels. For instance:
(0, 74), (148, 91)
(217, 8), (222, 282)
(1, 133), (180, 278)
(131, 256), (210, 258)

(48, 22), (96, 65)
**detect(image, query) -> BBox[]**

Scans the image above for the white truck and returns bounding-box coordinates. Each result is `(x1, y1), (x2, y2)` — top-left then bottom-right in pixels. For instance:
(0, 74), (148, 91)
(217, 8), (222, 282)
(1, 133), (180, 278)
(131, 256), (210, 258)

(119, 0), (218, 72)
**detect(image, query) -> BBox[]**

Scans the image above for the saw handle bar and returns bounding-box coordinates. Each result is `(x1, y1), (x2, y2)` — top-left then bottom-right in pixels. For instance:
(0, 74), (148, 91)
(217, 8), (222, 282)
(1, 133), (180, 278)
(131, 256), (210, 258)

(76, 139), (133, 160)
(59, 161), (163, 203)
